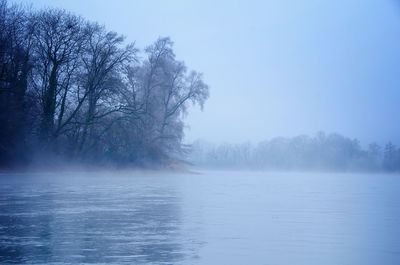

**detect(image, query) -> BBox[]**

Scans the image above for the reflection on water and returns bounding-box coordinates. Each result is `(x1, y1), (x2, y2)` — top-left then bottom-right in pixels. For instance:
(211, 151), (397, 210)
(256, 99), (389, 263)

(1, 171), (400, 264)
(0, 173), (199, 264)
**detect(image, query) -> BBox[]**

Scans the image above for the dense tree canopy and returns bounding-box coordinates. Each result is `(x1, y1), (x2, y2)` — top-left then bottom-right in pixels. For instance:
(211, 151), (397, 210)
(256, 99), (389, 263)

(0, 0), (209, 168)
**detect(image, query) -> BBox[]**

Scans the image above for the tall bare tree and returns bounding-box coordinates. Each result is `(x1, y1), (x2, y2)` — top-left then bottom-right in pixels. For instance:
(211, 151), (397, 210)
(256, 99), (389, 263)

(77, 23), (137, 155)
(31, 9), (85, 147)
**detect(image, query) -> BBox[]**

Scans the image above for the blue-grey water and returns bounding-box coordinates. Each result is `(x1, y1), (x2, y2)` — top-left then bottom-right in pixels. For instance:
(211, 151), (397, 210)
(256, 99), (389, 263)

(0, 170), (399, 264)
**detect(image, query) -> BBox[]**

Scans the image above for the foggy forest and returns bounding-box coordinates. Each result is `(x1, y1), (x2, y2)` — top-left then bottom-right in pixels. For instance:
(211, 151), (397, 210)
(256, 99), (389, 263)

(2, 0), (400, 172)
(1, 0), (400, 264)
(190, 133), (400, 172)
(0, 0), (209, 169)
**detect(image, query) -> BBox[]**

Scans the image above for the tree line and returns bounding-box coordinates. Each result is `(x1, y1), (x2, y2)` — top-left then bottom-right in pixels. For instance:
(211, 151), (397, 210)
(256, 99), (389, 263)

(189, 133), (400, 172)
(0, 0), (209, 168)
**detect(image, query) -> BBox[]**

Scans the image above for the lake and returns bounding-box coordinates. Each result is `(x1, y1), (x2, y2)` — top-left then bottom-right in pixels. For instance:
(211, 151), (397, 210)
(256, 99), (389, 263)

(0, 170), (399, 264)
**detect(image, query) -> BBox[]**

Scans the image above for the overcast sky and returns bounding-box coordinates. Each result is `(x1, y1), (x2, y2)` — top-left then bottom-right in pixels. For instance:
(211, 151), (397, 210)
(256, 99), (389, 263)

(11, 0), (400, 145)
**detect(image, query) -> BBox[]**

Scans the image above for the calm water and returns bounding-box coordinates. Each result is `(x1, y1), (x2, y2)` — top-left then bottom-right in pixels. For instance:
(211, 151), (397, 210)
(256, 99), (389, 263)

(0, 170), (399, 264)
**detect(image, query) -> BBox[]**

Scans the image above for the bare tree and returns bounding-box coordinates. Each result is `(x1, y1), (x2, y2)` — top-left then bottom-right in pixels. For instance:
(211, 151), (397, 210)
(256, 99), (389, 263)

(133, 37), (209, 160)
(30, 9), (85, 147)
(76, 23), (137, 154)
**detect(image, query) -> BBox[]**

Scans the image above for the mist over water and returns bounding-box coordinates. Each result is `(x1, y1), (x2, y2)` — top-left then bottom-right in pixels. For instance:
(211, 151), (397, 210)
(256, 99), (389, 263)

(1, 0), (400, 264)
(1, 171), (400, 265)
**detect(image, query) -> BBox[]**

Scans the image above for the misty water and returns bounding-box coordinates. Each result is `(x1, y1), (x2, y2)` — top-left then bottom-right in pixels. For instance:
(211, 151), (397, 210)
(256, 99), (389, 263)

(0, 171), (399, 265)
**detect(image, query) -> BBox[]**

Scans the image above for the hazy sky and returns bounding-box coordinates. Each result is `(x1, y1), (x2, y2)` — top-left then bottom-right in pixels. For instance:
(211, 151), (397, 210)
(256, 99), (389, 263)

(11, 0), (400, 144)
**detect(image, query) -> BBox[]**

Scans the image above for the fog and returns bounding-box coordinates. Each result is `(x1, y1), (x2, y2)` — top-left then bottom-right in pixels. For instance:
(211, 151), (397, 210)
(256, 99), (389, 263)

(9, 0), (400, 146)
(2, 0), (400, 171)
(3, 1), (400, 264)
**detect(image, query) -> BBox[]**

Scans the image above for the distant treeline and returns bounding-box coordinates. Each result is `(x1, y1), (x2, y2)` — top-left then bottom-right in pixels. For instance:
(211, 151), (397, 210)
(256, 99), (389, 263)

(0, 0), (209, 168)
(189, 133), (400, 172)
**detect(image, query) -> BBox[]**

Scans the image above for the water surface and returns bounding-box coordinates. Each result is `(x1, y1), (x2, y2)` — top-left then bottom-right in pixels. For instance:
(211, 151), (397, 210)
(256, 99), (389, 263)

(0, 171), (399, 264)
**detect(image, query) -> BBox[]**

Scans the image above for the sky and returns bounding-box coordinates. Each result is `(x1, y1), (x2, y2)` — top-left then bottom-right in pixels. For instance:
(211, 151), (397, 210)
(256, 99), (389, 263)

(11, 0), (400, 145)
